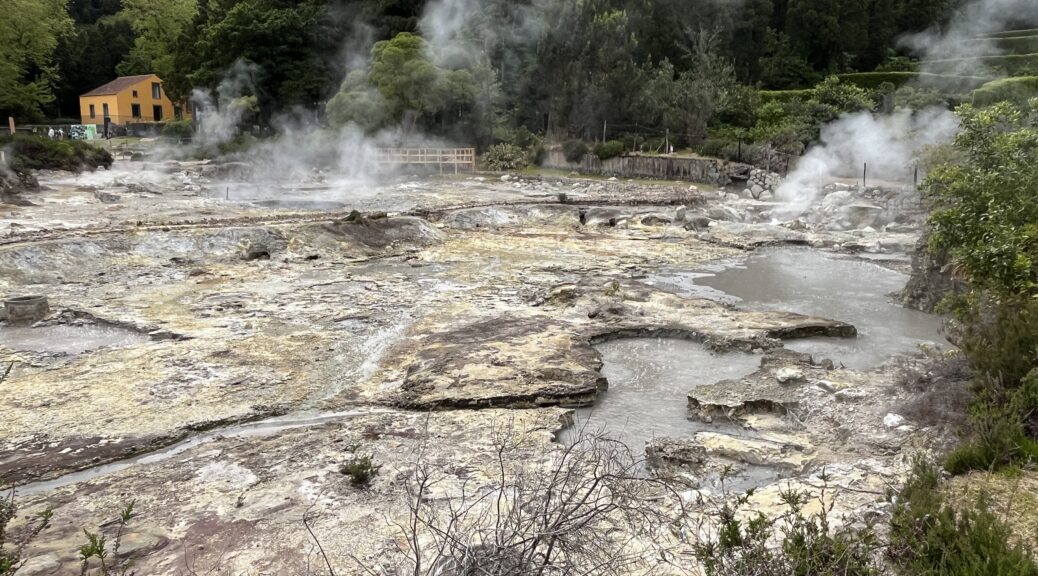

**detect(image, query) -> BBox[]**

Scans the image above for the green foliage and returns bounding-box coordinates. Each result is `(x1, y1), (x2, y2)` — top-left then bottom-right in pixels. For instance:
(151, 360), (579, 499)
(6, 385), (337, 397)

(923, 100), (1038, 474)
(758, 90), (815, 104)
(888, 459), (1038, 575)
(973, 77), (1038, 107)
(116, 0), (197, 82)
(0, 134), (113, 173)
(593, 140), (625, 161)
(695, 470), (879, 576)
(340, 455), (380, 488)
(53, 14), (135, 118)
(481, 144), (529, 171)
(837, 72), (989, 91)
(325, 32), (477, 135)
(925, 102), (1038, 299)
(1, 483), (53, 576)
(161, 120), (193, 140)
(0, 0), (73, 121)
(563, 140), (589, 163)
(79, 501), (136, 576)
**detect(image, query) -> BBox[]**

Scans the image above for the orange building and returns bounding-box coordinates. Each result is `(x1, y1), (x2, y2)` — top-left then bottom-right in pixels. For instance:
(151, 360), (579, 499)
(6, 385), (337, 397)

(78, 74), (190, 126)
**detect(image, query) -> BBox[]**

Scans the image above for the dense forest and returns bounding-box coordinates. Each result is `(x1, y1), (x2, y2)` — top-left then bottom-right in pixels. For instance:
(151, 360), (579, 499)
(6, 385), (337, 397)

(0, 0), (961, 135)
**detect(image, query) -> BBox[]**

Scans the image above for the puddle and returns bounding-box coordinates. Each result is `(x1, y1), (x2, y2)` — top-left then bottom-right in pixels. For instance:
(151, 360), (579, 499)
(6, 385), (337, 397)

(16, 409), (388, 496)
(0, 324), (149, 355)
(651, 247), (946, 369)
(563, 338), (761, 452)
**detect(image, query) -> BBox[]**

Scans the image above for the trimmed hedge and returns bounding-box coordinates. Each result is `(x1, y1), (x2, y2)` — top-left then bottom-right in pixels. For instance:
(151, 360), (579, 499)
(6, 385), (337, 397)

(837, 72), (990, 91)
(924, 53), (1038, 76)
(972, 76), (1038, 106)
(593, 140), (624, 161)
(980, 28), (1038, 40)
(758, 89), (813, 103)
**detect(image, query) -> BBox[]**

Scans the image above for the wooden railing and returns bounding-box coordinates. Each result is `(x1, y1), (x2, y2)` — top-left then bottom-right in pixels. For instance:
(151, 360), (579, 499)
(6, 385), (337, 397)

(375, 148), (476, 173)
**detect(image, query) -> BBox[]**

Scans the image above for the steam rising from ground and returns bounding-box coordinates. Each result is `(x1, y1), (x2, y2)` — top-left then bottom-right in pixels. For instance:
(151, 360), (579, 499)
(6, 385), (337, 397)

(775, 108), (960, 218)
(903, 0), (1038, 75)
(192, 60), (260, 146)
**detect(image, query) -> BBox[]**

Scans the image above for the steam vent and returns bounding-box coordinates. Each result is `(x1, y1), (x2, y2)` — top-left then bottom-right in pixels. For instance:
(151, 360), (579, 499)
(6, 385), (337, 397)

(2, 1), (1036, 573)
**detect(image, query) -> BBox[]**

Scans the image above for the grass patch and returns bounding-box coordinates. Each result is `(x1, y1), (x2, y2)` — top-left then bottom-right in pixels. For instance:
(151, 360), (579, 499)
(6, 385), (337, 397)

(924, 53), (1038, 76)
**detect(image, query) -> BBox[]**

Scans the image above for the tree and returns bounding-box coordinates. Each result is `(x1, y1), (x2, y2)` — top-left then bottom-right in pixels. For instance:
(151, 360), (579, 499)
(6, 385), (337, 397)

(53, 14), (135, 118)
(116, 0), (197, 81)
(925, 101), (1038, 300)
(0, 0), (73, 121)
(639, 31), (736, 147)
(326, 32), (477, 136)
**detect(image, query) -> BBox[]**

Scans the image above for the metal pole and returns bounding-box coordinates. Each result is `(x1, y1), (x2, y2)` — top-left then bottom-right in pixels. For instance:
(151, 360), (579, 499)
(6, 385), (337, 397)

(863, 162), (868, 189)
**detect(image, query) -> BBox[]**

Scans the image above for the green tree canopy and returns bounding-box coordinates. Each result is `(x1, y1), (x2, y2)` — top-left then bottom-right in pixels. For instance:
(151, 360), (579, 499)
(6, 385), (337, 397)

(0, 0), (73, 121)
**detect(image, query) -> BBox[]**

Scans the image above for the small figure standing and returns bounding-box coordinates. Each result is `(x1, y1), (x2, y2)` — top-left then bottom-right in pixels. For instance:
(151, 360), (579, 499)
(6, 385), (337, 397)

(47, 127), (54, 139)
(58, 129), (64, 140)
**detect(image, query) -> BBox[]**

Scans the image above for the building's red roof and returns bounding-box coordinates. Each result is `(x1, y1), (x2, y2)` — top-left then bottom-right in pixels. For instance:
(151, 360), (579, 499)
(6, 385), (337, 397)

(81, 75), (158, 97)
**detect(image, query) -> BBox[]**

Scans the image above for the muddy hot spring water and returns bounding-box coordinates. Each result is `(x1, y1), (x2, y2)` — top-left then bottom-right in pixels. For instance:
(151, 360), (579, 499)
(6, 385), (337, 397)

(567, 247), (946, 461)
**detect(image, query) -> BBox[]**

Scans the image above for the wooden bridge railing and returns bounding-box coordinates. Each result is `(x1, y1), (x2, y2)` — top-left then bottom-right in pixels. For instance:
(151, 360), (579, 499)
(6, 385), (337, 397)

(375, 148), (476, 173)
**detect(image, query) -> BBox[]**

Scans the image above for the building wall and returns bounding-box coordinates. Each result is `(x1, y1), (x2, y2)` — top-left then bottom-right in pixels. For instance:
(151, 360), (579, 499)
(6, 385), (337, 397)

(79, 75), (192, 126)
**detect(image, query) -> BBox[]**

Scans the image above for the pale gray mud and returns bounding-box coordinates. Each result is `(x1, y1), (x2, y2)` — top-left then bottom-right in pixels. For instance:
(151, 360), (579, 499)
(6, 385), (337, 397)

(652, 246), (947, 369)
(0, 324), (149, 355)
(565, 338), (760, 451)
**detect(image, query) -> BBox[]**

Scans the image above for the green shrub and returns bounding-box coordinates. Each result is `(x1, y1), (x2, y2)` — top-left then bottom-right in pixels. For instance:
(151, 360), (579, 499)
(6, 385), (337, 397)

(695, 470), (879, 576)
(161, 120), (194, 140)
(562, 140), (589, 163)
(593, 140), (624, 160)
(758, 89), (813, 104)
(480, 143), (530, 171)
(973, 76), (1038, 106)
(340, 455), (381, 487)
(888, 459), (1038, 576)
(0, 134), (113, 173)
(837, 72), (989, 92)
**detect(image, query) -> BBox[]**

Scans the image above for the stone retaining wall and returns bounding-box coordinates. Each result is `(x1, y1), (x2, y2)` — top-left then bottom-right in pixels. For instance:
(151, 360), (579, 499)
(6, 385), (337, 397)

(543, 149), (750, 187)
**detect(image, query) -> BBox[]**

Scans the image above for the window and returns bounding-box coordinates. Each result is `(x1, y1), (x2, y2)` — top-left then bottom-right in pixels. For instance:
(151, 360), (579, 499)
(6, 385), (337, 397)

(151, 82), (161, 99)
(102, 103), (109, 118)
(132, 90), (138, 98)
(131, 104), (141, 118)
(89, 104), (95, 118)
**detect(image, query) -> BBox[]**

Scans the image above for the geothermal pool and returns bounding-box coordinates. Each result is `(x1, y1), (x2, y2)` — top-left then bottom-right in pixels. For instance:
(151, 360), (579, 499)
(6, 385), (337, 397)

(570, 247), (946, 454)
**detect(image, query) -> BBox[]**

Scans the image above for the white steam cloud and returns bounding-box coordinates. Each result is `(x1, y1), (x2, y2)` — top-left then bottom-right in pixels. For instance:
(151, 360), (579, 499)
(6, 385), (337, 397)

(191, 60), (259, 146)
(775, 108), (960, 217)
(903, 0), (1038, 76)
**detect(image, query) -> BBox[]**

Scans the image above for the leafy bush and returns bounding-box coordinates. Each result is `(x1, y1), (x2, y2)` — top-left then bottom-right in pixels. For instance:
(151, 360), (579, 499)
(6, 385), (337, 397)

(888, 459), (1038, 575)
(0, 134), (113, 173)
(340, 455), (380, 487)
(562, 140), (589, 163)
(972, 76), (1038, 107)
(161, 120), (194, 140)
(694, 470), (879, 576)
(481, 143), (530, 171)
(924, 100), (1038, 473)
(593, 140), (624, 161)
(78, 502), (137, 575)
